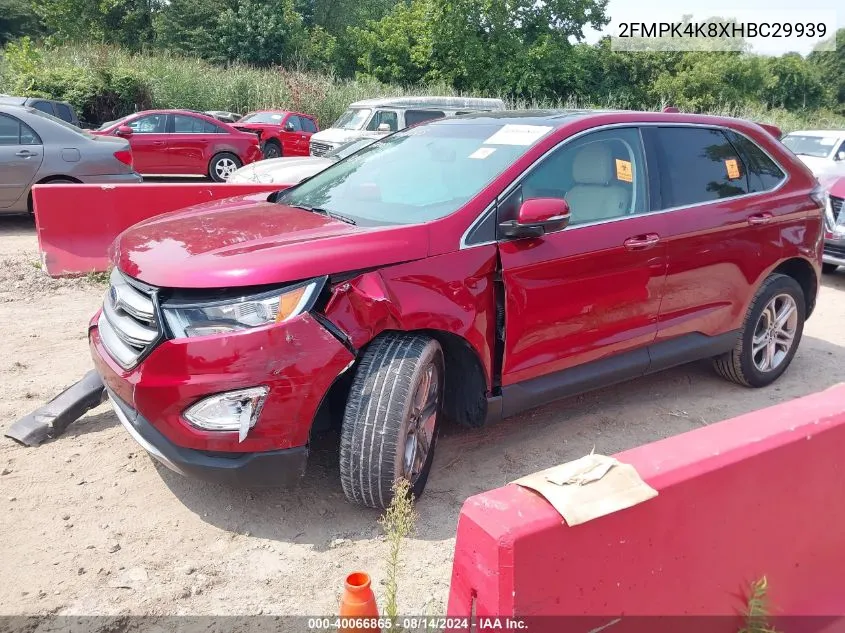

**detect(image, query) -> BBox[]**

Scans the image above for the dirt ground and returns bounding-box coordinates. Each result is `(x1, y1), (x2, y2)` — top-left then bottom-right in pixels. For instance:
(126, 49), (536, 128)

(1, 213), (844, 617)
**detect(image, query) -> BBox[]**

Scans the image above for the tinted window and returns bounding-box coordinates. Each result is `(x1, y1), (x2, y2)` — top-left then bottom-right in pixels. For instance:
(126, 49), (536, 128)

(174, 114), (220, 134)
(127, 114), (166, 134)
(366, 110), (398, 132)
(654, 127), (748, 208)
(31, 101), (54, 115)
(0, 114), (41, 145)
(301, 117), (318, 133)
(285, 116), (302, 132)
(55, 103), (74, 123)
(725, 131), (785, 193)
(405, 110), (445, 127)
(500, 127), (648, 227)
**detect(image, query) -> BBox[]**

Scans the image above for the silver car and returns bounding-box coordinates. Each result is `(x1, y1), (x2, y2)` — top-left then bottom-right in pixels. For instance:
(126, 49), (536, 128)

(0, 105), (141, 214)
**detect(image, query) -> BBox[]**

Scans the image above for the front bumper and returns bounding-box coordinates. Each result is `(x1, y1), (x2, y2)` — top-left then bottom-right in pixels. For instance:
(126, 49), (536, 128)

(107, 387), (307, 487)
(823, 238), (845, 267)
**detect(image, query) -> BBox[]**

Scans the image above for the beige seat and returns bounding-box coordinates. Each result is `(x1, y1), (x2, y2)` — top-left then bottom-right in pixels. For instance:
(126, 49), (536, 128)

(564, 143), (631, 223)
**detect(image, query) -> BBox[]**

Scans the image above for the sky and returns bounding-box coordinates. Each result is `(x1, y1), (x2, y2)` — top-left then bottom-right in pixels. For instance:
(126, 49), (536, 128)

(584, 0), (842, 56)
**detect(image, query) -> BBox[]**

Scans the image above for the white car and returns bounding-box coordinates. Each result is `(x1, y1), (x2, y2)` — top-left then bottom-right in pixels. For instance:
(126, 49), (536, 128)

(227, 137), (376, 184)
(781, 130), (845, 177)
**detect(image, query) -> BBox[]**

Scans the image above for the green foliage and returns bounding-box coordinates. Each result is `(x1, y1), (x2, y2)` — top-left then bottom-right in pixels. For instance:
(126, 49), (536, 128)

(154, 0), (233, 62)
(379, 478), (417, 623)
(739, 577), (781, 633)
(32, 0), (160, 49)
(808, 28), (845, 113)
(218, 0), (306, 66)
(0, 0), (42, 47)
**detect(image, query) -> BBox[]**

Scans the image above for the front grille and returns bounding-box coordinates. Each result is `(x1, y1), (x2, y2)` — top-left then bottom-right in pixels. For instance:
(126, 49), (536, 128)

(824, 242), (845, 259)
(832, 196), (844, 224)
(310, 141), (333, 157)
(98, 268), (160, 369)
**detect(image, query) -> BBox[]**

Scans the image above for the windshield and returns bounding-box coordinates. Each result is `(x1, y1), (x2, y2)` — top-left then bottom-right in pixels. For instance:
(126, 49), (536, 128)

(782, 134), (840, 158)
(277, 121), (550, 226)
(328, 137), (377, 160)
(332, 108), (372, 131)
(240, 111), (286, 124)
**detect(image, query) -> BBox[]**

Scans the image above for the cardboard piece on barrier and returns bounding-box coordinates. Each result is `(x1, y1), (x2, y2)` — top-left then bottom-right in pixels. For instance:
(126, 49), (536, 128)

(512, 454), (657, 526)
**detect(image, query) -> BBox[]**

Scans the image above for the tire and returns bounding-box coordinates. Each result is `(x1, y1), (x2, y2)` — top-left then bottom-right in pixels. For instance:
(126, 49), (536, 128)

(208, 152), (242, 182)
(712, 273), (805, 388)
(261, 140), (282, 159)
(339, 333), (445, 509)
(822, 263), (838, 275)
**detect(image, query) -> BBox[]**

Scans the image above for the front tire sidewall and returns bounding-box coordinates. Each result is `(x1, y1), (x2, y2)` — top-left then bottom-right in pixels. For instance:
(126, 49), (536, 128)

(402, 346), (444, 500)
(262, 141), (281, 159)
(737, 276), (805, 388)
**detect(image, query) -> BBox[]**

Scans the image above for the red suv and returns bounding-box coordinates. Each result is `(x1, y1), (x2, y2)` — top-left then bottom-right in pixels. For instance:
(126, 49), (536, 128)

(89, 111), (823, 508)
(234, 110), (319, 158)
(94, 110), (263, 181)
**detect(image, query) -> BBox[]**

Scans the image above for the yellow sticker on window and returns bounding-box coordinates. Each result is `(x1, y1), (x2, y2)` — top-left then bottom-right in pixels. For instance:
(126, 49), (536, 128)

(725, 158), (741, 180)
(615, 159), (633, 183)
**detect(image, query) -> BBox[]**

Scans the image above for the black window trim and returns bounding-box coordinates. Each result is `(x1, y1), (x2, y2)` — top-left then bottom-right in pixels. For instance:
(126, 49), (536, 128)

(460, 121), (790, 249)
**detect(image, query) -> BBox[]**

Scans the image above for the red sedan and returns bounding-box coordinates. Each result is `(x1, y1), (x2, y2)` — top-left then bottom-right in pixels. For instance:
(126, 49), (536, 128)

(234, 110), (319, 158)
(94, 110), (263, 181)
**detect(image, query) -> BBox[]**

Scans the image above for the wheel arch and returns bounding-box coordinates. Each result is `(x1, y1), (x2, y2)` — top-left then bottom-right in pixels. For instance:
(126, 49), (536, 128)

(771, 257), (818, 319)
(27, 175), (82, 212)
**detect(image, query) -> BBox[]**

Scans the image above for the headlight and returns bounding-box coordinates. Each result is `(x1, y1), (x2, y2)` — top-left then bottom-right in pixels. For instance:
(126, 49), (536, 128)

(162, 279), (321, 338)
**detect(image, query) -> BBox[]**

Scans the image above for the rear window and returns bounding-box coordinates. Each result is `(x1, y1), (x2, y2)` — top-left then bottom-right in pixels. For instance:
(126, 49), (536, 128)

(55, 103), (74, 123)
(653, 127), (749, 208)
(405, 110), (445, 127)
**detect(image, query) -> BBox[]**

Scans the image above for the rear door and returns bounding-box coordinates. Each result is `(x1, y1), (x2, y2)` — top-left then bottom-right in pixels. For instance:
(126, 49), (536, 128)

(0, 113), (44, 209)
(169, 114), (220, 174)
(497, 126), (667, 410)
(645, 125), (787, 364)
(122, 113), (169, 174)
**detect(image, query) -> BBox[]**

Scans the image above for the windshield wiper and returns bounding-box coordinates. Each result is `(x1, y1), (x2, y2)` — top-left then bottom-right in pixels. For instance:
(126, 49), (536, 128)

(288, 204), (357, 225)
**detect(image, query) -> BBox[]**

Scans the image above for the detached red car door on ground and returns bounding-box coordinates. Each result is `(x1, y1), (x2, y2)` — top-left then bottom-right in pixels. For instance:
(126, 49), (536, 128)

(94, 111), (262, 181)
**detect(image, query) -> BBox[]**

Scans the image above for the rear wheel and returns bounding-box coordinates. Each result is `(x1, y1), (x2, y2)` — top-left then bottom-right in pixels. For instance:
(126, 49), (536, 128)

(712, 273), (805, 388)
(262, 140), (282, 159)
(822, 263), (838, 275)
(208, 153), (241, 182)
(339, 333), (444, 509)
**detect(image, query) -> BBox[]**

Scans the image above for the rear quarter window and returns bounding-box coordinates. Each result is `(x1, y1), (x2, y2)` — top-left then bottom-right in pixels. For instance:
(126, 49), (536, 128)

(653, 127), (749, 208)
(724, 130), (786, 193)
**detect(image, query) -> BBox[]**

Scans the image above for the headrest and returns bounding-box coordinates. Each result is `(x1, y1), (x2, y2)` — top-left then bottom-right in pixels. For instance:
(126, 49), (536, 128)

(571, 143), (613, 185)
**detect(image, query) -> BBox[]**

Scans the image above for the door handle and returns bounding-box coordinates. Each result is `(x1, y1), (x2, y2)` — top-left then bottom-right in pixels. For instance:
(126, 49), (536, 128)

(15, 149), (38, 157)
(153, 141), (166, 146)
(624, 233), (661, 250)
(748, 212), (773, 225)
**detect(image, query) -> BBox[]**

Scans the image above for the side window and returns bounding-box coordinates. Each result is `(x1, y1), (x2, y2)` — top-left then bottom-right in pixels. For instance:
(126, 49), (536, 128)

(127, 114), (167, 134)
(301, 117), (318, 133)
(724, 130), (786, 193)
(366, 110), (398, 131)
(0, 114), (22, 145)
(31, 101), (54, 116)
(20, 121), (41, 145)
(654, 127), (749, 208)
(405, 110), (445, 127)
(499, 127), (648, 228)
(55, 103), (74, 123)
(174, 114), (216, 134)
(285, 115), (302, 132)
(203, 119), (223, 133)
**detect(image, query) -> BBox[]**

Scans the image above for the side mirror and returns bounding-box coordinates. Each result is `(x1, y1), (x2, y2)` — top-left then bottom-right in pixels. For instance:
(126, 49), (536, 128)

(115, 125), (133, 137)
(499, 198), (571, 240)
(284, 122), (295, 132)
(377, 123), (391, 132)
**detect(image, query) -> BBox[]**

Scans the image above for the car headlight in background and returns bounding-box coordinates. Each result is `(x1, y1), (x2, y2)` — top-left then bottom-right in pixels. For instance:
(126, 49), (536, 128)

(184, 386), (269, 442)
(162, 279), (323, 338)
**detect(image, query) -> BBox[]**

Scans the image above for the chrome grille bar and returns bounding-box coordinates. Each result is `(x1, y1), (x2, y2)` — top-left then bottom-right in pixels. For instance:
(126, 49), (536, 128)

(98, 269), (160, 369)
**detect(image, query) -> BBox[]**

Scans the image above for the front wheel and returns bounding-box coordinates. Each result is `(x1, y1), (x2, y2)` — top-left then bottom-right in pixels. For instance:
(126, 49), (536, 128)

(339, 333), (444, 509)
(712, 273), (805, 388)
(208, 152), (242, 182)
(261, 140), (281, 159)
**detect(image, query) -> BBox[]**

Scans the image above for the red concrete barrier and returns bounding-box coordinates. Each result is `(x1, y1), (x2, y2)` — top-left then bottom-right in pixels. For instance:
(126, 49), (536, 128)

(32, 182), (285, 277)
(447, 384), (845, 632)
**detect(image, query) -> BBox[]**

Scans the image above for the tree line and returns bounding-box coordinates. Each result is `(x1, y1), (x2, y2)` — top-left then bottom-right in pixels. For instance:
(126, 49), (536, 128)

(1, 0), (843, 114)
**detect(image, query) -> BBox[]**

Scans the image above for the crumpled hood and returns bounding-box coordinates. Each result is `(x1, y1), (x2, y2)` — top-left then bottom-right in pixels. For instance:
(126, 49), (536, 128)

(111, 194), (430, 289)
(228, 156), (333, 184)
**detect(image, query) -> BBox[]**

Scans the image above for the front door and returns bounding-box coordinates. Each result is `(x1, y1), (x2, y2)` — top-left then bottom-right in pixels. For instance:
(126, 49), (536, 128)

(123, 113), (169, 174)
(0, 113), (44, 209)
(497, 127), (667, 413)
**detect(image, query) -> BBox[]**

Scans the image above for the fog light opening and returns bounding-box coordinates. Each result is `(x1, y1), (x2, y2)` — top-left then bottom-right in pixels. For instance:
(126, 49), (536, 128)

(183, 386), (269, 443)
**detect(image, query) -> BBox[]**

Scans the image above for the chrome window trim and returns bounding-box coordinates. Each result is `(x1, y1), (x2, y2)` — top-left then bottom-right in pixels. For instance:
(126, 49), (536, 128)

(460, 121), (790, 248)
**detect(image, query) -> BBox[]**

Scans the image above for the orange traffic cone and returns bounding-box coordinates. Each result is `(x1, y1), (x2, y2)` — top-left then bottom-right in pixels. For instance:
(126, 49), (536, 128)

(339, 571), (380, 632)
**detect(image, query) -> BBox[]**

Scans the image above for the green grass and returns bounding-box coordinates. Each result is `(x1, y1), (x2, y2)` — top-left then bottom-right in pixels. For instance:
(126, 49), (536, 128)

(2, 43), (844, 131)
